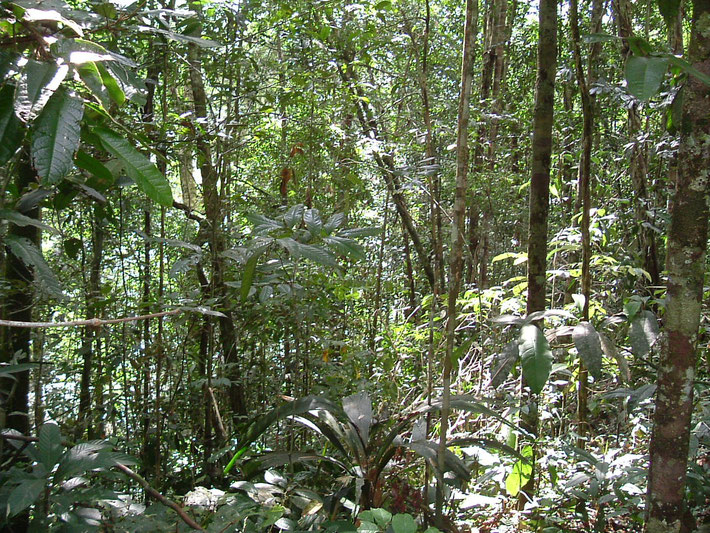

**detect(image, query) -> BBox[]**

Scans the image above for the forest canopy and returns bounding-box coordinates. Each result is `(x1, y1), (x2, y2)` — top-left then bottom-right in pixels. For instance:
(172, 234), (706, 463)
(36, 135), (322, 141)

(0, 0), (709, 531)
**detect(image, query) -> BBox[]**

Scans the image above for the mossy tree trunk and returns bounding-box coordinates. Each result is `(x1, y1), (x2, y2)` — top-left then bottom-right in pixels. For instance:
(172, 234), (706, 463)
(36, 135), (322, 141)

(645, 1), (710, 531)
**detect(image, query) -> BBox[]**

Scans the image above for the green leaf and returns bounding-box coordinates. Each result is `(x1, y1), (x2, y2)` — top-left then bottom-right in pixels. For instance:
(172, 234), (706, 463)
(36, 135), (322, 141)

(94, 127), (173, 206)
(74, 150), (114, 186)
(338, 227), (381, 238)
(296, 242), (339, 268)
(77, 61), (111, 109)
(0, 85), (25, 165)
(282, 204), (304, 228)
(0, 209), (58, 234)
(31, 89), (83, 184)
(14, 60), (69, 122)
(519, 324), (552, 394)
(625, 56), (668, 101)
(38, 423), (64, 470)
(573, 322), (603, 380)
(324, 212), (345, 233)
(241, 253), (259, 303)
(304, 208), (323, 236)
(224, 395), (342, 474)
(324, 236), (366, 261)
(489, 340), (519, 388)
(359, 509), (391, 528)
(630, 310), (659, 357)
(137, 25), (221, 47)
(5, 235), (65, 299)
(97, 62), (126, 106)
(505, 445), (533, 497)
(7, 478), (45, 517)
(390, 514), (417, 533)
(665, 55), (710, 86)
(342, 391), (372, 443)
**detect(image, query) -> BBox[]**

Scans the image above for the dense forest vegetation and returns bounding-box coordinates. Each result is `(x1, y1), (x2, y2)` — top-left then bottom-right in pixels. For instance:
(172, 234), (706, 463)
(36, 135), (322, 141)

(1, 0), (709, 531)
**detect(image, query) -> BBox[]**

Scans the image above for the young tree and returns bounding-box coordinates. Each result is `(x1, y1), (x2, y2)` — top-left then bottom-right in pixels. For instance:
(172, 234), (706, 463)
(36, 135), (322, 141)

(520, 0), (557, 506)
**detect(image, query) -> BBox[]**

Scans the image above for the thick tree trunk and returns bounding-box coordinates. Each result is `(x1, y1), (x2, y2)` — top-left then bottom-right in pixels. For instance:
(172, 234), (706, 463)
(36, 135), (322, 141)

(645, 2), (710, 531)
(520, 0), (556, 507)
(436, 0), (476, 522)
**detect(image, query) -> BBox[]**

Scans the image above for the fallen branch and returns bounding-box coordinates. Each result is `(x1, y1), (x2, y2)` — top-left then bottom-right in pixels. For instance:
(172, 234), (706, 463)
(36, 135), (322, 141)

(0, 432), (205, 531)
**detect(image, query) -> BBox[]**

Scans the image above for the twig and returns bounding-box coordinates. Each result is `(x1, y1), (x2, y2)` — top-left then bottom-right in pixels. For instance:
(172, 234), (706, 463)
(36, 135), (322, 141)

(0, 309), (183, 329)
(0, 432), (205, 531)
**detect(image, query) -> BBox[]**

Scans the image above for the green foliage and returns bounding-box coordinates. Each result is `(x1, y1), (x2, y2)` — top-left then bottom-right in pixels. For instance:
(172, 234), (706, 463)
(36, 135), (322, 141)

(0, 423), (136, 530)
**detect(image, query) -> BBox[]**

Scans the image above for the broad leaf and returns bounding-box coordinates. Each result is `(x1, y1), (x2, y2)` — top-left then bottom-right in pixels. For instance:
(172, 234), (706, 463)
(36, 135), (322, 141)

(324, 236), (366, 261)
(74, 149), (114, 185)
(519, 324), (552, 394)
(31, 89), (83, 184)
(342, 392), (372, 444)
(390, 514), (417, 533)
(77, 61), (111, 109)
(94, 127), (173, 206)
(625, 56), (668, 101)
(304, 208), (323, 236)
(573, 322), (603, 380)
(489, 340), (519, 388)
(0, 209), (58, 234)
(324, 212), (345, 233)
(241, 252), (259, 303)
(0, 85), (25, 165)
(505, 445), (533, 496)
(599, 332), (630, 383)
(38, 422), (64, 470)
(14, 60), (69, 122)
(224, 395), (342, 474)
(7, 478), (45, 517)
(5, 235), (65, 299)
(630, 310), (659, 357)
(359, 509), (391, 529)
(283, 204), (304, 228)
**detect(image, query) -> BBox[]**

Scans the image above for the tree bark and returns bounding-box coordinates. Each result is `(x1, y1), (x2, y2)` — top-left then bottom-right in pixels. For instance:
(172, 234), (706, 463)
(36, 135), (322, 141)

(520, 0), (556, 507)
(645, 2), (710, 531)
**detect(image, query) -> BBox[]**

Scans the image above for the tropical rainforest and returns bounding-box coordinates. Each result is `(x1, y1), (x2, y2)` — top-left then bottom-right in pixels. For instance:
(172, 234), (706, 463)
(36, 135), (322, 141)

(0, 0), (709, 531)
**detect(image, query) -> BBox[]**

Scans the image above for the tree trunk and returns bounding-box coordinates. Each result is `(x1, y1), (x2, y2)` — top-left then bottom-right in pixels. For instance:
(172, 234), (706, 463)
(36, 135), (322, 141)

(1, 151), (38, 437)
(436, 0), (476, 522)
(645, 2), (710, 531)
(520, 0), (556, 507)
(614, 0), (661, 287)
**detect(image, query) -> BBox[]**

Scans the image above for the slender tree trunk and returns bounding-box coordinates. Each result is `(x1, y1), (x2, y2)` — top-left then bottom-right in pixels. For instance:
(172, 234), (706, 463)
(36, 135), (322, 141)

(570, 0), (602, 448)
(520, 0), (556, 508)
(187, 9), (246, 419)
(76, 212), (104, 440)
(645, 3), (710, 531)
(436, 0), (476, 522)
(614, 0), (661, 287)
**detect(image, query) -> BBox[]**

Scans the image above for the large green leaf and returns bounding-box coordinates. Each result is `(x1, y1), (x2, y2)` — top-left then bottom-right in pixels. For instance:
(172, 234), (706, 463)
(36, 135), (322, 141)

(489, 340), (519, 388)
(573, 322), (603, 380)
(390, 514), (417, 533)
(38, 423), (64, 471)
(0, 208), (58, 233)
(31, 90), (83, 184)
(7, 478), (45, 517)
(224, 396), (342, 474)
(505, 445), (533, 497)
(94, 127), (173, 206)
(14, 60), (69, 122)
(342, 391), (372, 444)
(519, 324), (552, 394)
(324, 236), (366, 261)
(0, 85), (25, 165)
(630, 310), (659, 357)
(625, 56), (668, 101)
(5, 234), (65, 299)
